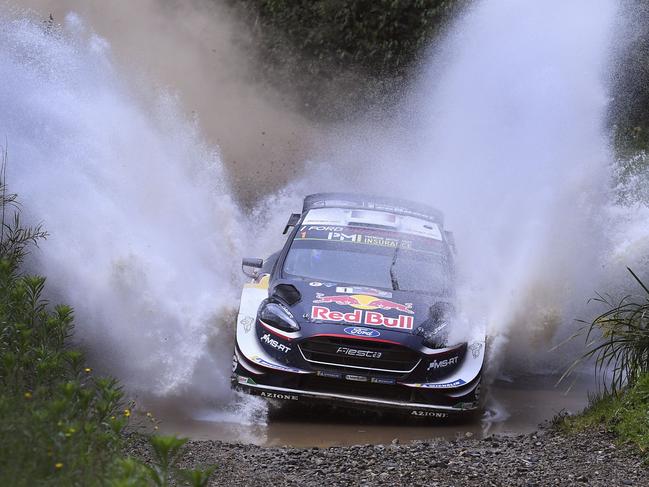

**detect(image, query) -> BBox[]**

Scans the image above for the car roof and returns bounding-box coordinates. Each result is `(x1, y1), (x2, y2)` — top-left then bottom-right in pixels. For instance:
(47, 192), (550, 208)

(303, 193), (444, 226)
(302, 207), (443, 241)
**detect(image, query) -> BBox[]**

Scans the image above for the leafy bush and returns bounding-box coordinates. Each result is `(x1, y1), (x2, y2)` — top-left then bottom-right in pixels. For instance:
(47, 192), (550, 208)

(557, 267), (649, 456)
(0, 158), (215, 485)
(0, 163), (127, 484)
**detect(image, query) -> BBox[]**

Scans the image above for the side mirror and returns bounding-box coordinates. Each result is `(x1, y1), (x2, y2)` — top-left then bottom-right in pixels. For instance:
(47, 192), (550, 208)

(242, 257), (263, 278)
(283, 213), (301, 234)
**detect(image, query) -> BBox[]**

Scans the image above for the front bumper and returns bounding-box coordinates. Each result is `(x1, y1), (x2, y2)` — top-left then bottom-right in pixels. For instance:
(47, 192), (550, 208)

(233, 374), (479, 418)
(232, 342), (483, 418)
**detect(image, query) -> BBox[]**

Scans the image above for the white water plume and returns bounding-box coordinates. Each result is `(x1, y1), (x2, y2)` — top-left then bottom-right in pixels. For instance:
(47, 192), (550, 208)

(0, 11), (257, 412)
(406, 0), (619, 373)
(3, 0), (649, 426)
(288, 0), (640, 377)
(397, 0), (649, 376)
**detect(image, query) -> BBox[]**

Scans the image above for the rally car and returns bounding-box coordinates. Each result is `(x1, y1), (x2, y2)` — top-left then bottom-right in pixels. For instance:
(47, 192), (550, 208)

(231, 193), (485, 419)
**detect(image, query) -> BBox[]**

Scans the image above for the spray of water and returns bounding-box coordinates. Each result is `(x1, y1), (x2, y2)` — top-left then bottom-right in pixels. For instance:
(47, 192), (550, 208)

(3, 0), (649, 426)
(0, 11), (263, 417)
(285, 0), (647, 379)
(406, 0), (619, 375)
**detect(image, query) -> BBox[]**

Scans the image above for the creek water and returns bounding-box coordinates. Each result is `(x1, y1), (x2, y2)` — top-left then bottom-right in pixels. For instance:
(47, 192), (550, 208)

(155, 375), (591, 447)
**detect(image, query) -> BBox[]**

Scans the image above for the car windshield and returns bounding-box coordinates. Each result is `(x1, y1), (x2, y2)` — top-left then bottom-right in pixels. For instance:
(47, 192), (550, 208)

(283, 236), (452, 295)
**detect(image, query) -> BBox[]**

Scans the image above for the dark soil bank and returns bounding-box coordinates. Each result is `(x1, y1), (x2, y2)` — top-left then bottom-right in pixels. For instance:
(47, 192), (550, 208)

(128, 429), (648, 486)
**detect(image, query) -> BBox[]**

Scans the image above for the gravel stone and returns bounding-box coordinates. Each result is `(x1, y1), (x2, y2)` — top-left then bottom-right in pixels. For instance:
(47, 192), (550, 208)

(125, 428), (648, 486)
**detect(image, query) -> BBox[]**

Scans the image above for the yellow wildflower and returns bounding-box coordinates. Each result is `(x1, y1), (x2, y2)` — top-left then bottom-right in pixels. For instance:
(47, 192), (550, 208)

(24, 392), (32, 399)
(84, 367), (92, 373)
(55, 463), (63, 470)
(123, 409), (131, 417)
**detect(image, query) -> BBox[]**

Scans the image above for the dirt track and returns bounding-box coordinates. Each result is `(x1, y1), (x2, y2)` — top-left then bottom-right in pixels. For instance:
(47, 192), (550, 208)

(128, 428), (647, 486)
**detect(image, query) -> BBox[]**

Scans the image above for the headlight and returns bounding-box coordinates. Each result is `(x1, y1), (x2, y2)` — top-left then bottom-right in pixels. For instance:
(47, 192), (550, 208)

(258, 301), (300, 332)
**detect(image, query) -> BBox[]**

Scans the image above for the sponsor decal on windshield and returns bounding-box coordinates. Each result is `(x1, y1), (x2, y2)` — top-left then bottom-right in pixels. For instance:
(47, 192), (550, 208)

(296, 225), (428, 250)
(314, 293), (413, 314)
(311, 305), (414, 330)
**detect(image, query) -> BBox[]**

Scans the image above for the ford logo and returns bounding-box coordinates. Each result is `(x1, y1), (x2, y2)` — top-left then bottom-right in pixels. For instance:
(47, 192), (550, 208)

(343, 327), (380, 338)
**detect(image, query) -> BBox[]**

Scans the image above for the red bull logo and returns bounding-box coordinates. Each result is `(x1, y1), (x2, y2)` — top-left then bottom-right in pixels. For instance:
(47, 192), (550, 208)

(311, 306), (414, 330)
(313, 293), (414, 314)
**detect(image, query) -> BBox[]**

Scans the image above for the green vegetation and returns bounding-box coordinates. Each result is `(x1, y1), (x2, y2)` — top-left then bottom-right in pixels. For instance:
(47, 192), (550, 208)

(228, 0), (467, 119)
(557, 268), (649, 456)
(0, 167), (215, 485)
(230, 0), (649, 148)
(557, 375), (649, 455)
(561, 268), (649, 393)
(611, 0), (649, 153)
(237, 0), (462, 77)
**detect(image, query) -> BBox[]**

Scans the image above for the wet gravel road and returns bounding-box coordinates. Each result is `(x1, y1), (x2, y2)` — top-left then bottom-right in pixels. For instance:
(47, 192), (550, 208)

(128, 428), (647, 486)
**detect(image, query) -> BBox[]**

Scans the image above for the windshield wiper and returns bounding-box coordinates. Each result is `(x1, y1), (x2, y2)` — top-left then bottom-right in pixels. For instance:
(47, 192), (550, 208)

(389, 245), (400, 291)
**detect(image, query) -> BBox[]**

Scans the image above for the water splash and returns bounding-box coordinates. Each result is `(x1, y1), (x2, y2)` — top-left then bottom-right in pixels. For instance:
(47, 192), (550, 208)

(3, 0), (649, 427)
(404, 0), (619, 375)
(0, 11), (254, 411)
(286, 0), (637, 378)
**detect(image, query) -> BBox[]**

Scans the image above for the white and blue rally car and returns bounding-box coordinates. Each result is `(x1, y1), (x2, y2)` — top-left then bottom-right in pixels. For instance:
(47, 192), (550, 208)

(232, 193), (485, 419)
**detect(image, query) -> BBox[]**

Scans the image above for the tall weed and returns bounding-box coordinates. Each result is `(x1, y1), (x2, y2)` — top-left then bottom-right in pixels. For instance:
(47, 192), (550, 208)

(560, 267), (649, 392)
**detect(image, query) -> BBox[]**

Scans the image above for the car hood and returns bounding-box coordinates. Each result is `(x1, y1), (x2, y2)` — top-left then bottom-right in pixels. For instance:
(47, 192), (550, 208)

(274, 277), (451, 336)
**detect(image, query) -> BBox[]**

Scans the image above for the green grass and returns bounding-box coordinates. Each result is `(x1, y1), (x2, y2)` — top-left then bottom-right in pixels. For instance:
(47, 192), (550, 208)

(560, 268), (649, 393)
(556, 373), (649, 455)
(557, 268), (649, 457)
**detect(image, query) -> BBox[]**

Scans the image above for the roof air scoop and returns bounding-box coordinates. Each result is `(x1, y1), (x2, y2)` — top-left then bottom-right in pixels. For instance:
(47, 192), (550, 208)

(347, 209), (398, 229)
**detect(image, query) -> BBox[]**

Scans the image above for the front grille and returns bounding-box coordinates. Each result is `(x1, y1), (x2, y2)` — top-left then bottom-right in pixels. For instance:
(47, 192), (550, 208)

(299, 336), (420, 374)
